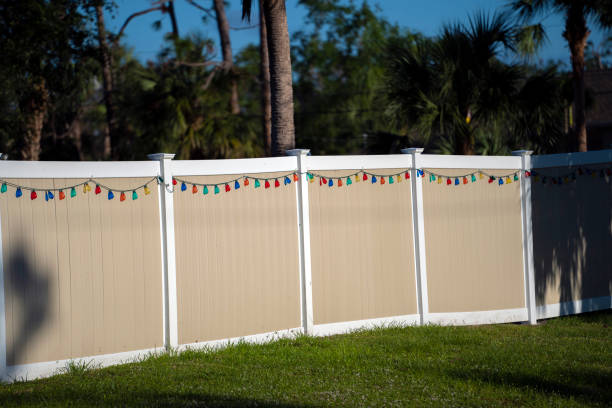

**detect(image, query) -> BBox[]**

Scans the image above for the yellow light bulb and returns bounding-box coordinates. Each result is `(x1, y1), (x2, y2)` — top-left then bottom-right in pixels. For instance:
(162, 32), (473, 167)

(397, 175), (402, 183)
(144, 186), (151, 195)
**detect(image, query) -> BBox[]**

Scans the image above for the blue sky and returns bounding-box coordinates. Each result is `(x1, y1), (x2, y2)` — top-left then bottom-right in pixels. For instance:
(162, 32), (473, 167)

(106, 0), (608, 66)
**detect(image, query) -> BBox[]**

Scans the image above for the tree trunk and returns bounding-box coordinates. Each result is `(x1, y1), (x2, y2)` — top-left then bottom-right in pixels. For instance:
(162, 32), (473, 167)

(259, 0), (272, 156)
(166, 1), (179, 38)
(95, 3), (115, 159)
(564, 6), (589, 152)
(21, 80), (48, 160)
(213, 0), (240, 114)
(262, 0), (295, 156)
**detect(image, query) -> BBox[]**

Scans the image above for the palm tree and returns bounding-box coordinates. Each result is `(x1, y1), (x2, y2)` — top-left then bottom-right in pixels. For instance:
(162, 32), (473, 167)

(508, 0), (612, 152)
(386, 12), (522, 154)
(242, 0), (295, 156)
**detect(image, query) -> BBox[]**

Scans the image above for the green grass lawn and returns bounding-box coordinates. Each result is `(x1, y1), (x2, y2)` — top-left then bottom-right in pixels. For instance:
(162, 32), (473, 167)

(1, 311), (611, 407)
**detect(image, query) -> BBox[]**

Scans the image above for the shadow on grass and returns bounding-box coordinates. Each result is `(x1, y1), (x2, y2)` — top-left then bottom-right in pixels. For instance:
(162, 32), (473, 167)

(0, 391), (317, 408)
(446, 365), (612, 406)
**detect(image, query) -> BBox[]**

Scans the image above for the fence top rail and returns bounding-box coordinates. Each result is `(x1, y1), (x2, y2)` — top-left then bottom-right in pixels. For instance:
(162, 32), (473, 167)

(305, 154), (413, 171)
(0, 160), (159, 179)
(170, 156), (298, 176)
(419, 154), (522, 170)
(532, 149), (612, 169)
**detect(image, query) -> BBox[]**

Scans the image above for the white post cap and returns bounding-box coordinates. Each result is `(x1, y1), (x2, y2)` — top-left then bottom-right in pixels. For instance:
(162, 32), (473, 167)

(511, 150), (534, 156)
(401, 148), (424, 154)
(147, 153), (176, 160)
(286, 149), (310, 156)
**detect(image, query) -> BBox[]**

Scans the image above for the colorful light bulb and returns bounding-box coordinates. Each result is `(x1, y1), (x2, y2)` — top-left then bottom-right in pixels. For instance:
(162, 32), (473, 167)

(397, 175), (402, 183)
(70, 187), (76, 198)
(454, 178), (459, 185)
(462, 177), (468, 184)
(293, 173), (299, 182)
(59, 190), (66, 200)
(16, 187), (22, 198)
(265, 180), (270, 189)
(31, 190), (37, 200)
(192, 185), (198, 194)
(214, 185), (220, 194)
(363, 173), (368, 181)
(338, 179), (343, 187)
(284, 176), (291, 185)
(371, 175), (377, 183)
(0, 183), (6, 193)
(471, 174), (476, 182)
(328, 178), (333, 187)
(347, 177), (352, 185)
(244, 178), (250, 186)
(235, 180), (240, 190)
(95, 185), (102, 194)
(405, 172), (410, 179)
(172, 178), (177, 186)
(144, 185), (151, 195)
(47, 191), (54, 200)
(380, 177), (385, 185)
(107, 190), (114, 200)
(132, 190), (138, 200)
(447, 178), (452, 185)
(255, 179), (261, 188)
(203, 186), (209, 195)
(225, 184), (231, 192)
(275, 179), (280, 188)
(389, 176), (394, 184)
(181, 182), (187, 192)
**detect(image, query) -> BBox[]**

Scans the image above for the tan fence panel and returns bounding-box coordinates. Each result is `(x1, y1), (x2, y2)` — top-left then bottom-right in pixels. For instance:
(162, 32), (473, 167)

(531, 166), (612, 306)
(423, 169), (525, 313)
(174, 173), (301, 344)
(308, 170), (417, 325)
(0, 178), (163, 366)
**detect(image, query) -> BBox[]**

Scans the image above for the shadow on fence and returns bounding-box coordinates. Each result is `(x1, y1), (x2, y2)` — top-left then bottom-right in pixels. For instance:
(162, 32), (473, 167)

(531, 169), (612, 311)
(2, 242), (50, 377)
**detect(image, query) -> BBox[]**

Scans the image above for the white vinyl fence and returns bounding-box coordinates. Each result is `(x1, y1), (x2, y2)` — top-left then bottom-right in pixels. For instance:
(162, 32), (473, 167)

(0, 148), (610, 382)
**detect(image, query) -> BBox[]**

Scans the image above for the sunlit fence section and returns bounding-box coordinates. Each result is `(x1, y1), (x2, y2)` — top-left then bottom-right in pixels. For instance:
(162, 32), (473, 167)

(0, 149), (610, 382)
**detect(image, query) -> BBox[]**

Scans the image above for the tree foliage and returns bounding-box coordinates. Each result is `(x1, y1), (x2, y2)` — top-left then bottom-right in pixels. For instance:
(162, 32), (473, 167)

(385, 11), (569, 155)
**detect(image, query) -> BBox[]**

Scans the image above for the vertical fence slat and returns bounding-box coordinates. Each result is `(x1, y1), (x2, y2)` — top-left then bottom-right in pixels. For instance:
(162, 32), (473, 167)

(287, 149), (313, 335)
(402, 148), (429, 325)
(148, 154), (179, 348)
(513, 150), (537, 325)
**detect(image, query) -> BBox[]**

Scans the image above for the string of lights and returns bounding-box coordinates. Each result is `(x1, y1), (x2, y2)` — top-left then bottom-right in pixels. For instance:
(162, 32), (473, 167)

(1, 163), (609, 202)
(0, 176), (160, 201)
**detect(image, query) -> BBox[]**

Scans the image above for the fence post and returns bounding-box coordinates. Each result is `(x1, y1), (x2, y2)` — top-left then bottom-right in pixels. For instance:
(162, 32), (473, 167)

(512, 150), (538, 325)
(401, 148), (429, 325)
(286, 149), (314, 335)
(148, 153), (179, 349)
(0, 193), (7, 379)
